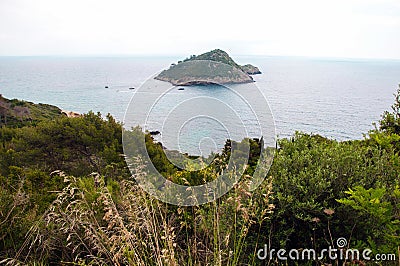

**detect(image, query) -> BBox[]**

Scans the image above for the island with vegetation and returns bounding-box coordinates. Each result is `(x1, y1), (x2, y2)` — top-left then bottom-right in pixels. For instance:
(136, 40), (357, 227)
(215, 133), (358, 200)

(0, 87), (399, 265)
(155, 49), (261, 85)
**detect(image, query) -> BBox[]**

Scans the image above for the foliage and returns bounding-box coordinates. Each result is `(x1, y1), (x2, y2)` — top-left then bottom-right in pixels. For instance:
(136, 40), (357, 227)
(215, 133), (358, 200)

(0, 95), (63, 127)
(337, 186), (400, 254)
(0, 110), (129, 258)
(1, 88), (400, 265)
(6, 172), (273, 265)
(0, 111), (126, 177)
(265, 132), (399, 259)
(183, 49), (242, 70)
(379, 84), (400, 135)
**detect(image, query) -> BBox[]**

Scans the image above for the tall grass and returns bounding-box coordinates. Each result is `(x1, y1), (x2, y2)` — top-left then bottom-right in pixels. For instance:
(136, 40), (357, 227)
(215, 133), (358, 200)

(6, 170), (274, 265)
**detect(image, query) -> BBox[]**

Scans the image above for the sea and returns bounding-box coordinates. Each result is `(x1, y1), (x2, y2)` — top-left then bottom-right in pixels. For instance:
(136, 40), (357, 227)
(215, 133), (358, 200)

(0, 56), (399, 155)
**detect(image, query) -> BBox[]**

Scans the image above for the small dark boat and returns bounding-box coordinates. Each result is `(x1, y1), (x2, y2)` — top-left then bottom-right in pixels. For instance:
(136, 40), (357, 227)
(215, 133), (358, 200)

(105, 86), (109, 88)
(150, 130), (161, 136)
(129, 87), (135, 90)
(178, 87), (185, 91)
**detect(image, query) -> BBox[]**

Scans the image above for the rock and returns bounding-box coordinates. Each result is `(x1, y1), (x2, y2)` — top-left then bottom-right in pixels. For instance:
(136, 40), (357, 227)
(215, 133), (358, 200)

(241, 64), (262, 75)
(62, 110), (81, 118)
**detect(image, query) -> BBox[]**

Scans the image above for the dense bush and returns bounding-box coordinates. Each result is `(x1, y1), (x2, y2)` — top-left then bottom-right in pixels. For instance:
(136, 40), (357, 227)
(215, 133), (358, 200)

(0, 112), (128, 258)
(266, 133), (399, 257)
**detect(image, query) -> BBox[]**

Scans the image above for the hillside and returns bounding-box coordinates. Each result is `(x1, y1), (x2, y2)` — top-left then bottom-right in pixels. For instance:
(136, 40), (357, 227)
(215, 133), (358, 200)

(0, 90), (399, 264)
(154, 49), (261, 86)
(0, 94), (63, 127)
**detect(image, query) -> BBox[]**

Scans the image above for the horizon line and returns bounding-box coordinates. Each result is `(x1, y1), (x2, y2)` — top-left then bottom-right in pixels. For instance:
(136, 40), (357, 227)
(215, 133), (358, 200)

(0, 53), (400, 62)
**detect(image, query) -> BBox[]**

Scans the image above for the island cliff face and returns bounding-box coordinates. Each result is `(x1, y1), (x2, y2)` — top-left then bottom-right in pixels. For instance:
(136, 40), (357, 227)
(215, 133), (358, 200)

(154, 49), (261, 86)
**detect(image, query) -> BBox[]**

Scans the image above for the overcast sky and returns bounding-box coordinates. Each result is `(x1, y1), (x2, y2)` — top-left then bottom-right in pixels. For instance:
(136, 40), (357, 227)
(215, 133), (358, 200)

(0, 0), (399, 59)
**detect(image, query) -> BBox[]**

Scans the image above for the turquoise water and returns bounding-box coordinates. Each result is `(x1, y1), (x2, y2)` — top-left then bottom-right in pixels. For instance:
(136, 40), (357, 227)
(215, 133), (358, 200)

(0, 56), (399, 154)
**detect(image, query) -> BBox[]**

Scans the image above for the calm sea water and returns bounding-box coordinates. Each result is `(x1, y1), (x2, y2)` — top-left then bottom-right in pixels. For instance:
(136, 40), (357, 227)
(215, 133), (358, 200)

(0, 56), (399, 154)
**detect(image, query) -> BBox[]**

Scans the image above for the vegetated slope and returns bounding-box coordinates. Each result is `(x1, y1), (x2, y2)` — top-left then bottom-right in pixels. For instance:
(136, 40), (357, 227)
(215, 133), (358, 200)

(0, 95), (63, 127)
(184, 49), (261, 75)
(1, 87), (400, 265)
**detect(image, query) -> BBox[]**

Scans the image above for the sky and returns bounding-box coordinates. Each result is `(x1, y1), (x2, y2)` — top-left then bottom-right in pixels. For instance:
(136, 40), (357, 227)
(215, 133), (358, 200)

(0, 0), (399, 59)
